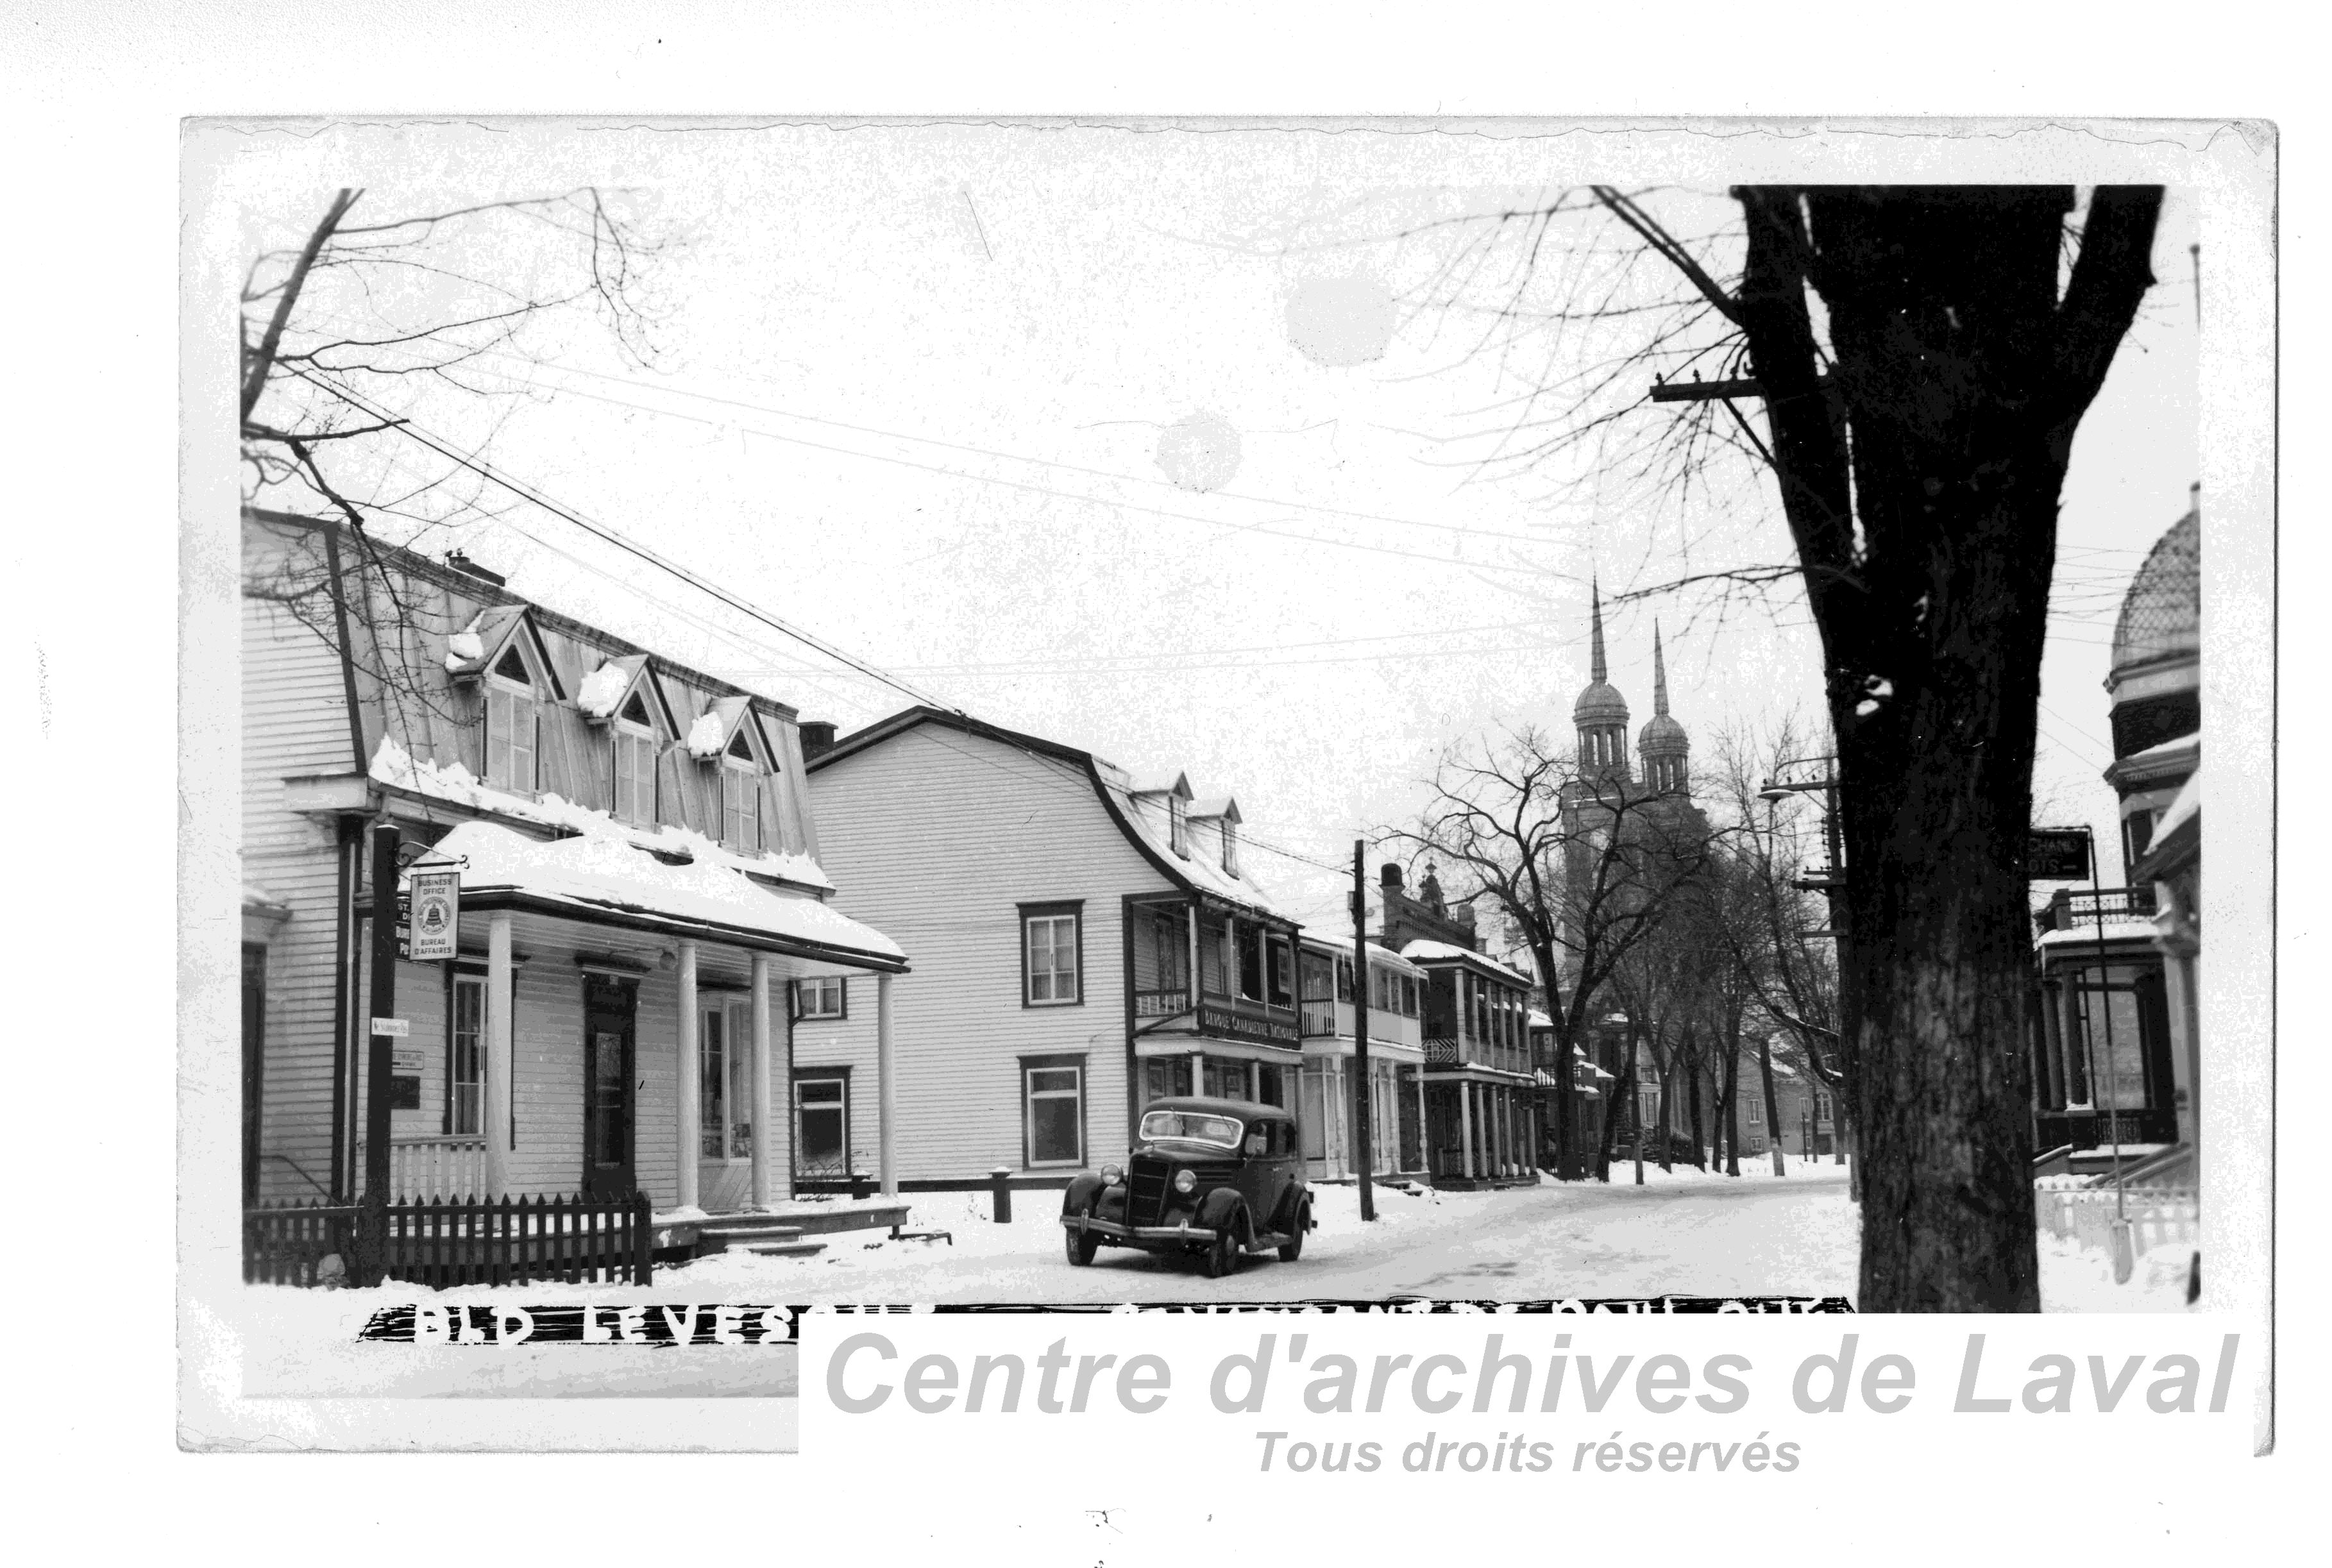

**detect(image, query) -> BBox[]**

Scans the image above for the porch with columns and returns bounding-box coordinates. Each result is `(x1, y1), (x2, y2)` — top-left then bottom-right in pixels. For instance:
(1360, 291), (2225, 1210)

(368, 820), (908, 1220)
(1421, 1069), (1541, 1190)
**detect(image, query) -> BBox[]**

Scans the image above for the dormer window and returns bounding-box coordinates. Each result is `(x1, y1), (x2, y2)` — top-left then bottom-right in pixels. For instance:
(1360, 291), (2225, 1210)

(1169, 795), (1189, 857)
(722, 727), (764, 853)
(612, 691), (659, 827)
(1221, 820), (1239, 878)
(484, 646), (541, 793)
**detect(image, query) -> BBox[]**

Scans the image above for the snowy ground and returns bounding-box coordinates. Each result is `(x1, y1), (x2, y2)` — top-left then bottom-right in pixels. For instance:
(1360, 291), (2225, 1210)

(659, 1162), (1863, 1304)
(223, 1163), (2196, 1401)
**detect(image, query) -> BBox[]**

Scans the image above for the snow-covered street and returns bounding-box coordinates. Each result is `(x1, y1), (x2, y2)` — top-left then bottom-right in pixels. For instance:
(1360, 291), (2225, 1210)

(658, 1163), (1863, 1304)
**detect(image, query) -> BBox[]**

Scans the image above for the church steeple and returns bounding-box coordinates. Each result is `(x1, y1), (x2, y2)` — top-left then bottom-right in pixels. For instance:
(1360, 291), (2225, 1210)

(1637, 619), (1691, 795)
(1573, 578), (1630, 781)
(1590, 579), (1609, 685)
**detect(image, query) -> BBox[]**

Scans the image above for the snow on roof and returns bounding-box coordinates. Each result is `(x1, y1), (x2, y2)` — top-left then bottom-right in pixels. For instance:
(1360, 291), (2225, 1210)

(2152, 763), (2201, 841)
(2127, 730), (2199, 764)
(1187, 795), (1241, 822)
(369, 736), (833, 891)
(1295, 929), (1424, 973)
(687, 695), (755, 759)
(1102, 770), (1294, 922)
(1128, 771), (1191, 798)
(2037, 920), (2163, 947)
(418, 820), (903, 963)
(1527, 1007), (1553, 1029)
(443, 605), (528, 679)
(243, 884), (290, 913)
(578, 655), (643, 720)
(1397, 939), (1534, 987)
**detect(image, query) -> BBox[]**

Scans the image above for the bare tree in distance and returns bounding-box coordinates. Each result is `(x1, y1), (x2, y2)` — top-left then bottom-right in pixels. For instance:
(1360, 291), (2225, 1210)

(1360, 183), (2166, 1310)
(1381, 725), (1725, 1183)
(239, 187), (671, 757)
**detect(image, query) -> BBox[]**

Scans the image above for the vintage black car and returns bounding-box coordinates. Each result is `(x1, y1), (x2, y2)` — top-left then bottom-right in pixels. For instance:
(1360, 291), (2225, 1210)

(1060, 1097), (1314, 1277)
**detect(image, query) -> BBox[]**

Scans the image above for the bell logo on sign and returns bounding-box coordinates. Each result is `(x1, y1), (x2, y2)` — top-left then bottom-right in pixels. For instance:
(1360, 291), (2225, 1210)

(407, 867), (461, 961)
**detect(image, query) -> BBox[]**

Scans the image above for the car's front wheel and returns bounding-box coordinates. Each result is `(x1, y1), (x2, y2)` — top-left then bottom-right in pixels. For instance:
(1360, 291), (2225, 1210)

(1202, 1213), (1244, 1279)
(1065, 1217), (1099, 1267)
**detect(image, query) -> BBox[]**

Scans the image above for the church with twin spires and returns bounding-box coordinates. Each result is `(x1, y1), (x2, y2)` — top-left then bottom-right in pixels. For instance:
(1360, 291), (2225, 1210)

(1561, 582), (1704, 825)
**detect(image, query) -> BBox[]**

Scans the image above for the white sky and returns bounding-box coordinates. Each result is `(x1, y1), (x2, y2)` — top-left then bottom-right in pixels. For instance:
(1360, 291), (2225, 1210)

(232, 126), (2198, 924)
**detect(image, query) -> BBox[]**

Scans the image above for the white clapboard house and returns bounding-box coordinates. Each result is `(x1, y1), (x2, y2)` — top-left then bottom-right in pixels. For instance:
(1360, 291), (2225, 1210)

(796, 707), (1307, 1191)
(240, 509), (908, 1227)
(1295, 929), (1428, 1183)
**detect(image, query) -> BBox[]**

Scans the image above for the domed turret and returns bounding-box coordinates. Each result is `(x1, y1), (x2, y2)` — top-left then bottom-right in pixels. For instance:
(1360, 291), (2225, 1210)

(2110, 496), (2199, 675)
(1637, 623), (1689, 794)
(1575, 581), (1632, 779)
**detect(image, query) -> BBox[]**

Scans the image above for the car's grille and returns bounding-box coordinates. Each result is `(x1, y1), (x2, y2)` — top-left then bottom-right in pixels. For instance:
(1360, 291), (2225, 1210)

(1128, 1156), (1240, 1226)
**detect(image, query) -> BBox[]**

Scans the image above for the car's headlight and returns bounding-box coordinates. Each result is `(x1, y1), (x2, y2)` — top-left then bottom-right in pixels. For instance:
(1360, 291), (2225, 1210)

(1100, 1163), (1123, 1185)
(1172, 1168), (1197, 1195)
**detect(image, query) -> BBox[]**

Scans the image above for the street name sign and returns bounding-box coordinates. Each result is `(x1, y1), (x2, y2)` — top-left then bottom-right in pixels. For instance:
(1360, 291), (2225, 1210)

(2027, 828), (2092, 882)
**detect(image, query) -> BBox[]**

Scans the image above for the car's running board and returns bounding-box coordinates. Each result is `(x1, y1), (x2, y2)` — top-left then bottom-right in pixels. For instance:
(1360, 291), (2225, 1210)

(1243, 1233), (1292, 1254)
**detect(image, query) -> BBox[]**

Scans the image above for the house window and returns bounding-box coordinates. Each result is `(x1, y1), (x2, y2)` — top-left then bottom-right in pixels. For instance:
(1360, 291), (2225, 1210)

(1022, 906), (1082, 1006)
(1401, 975), (1419, 1018)
(1267, 935), (1294, 1007)
(1745, 1095), (1763, 1126)
(795, 1075), (849, 1179)
(1169, 796), (1189, 857)
(722, 730), (764, 852)
(795, 975), (847, 1020)
(1022, 1057), (1085, 1167)
(1334, 954), (1355, 1003)
(1235, 921), (1265, 1002)
(448, 975), (484, 1136)
(1222, 820), (1240, 877)
(484, 668), (539, 793)
(612, 694), (659, 826)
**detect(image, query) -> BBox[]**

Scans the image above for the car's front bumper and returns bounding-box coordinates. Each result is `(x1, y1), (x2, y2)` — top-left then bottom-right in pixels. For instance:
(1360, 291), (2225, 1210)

(1063, 1213), (1217, 1245)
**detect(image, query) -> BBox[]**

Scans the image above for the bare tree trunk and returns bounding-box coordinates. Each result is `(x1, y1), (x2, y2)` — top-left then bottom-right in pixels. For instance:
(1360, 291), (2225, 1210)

(1689, 1058), (1707, 1170)
(1721, 1034), (1743, 1177)
(1757, 1032), (1786, 1177)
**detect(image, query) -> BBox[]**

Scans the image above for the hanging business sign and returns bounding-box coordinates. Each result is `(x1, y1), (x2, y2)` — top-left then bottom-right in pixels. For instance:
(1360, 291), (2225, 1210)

(2026, 828), (2092, 882)
(407, 866), (462, 961)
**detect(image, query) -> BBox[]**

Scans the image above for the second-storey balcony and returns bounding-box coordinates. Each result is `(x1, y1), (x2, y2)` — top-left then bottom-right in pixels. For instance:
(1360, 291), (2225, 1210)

(2034, 886), (2158, 937)
(1128, 894), (1301, 1047)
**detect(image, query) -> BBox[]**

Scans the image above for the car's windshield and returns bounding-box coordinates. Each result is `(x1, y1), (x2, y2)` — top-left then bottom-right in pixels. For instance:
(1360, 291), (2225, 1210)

(1139, 1110), (1243, 1150)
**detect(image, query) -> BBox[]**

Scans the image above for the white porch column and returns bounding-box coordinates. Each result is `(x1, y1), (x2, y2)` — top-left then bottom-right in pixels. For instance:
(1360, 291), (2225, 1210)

(750, 952), (775, 1210)
(1247, 1059), (1260, 1102)
(675, 940), (700, 1212)
(1414, 1071), (1427, 1176)
(483, 913), (513, 1197)
(1190, 1048), (1205, 1099)
(1458, 1080), (1476, 1180)
(877, 972), (897, 1198)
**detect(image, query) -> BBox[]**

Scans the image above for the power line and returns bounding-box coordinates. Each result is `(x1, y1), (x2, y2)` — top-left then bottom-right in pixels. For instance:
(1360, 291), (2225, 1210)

(292, 366), (962, 717)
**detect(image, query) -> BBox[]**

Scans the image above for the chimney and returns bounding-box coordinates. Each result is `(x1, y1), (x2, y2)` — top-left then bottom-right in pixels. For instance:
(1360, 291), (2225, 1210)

(444, 550), (507, 588)
(799, 720), (838, 760)
(1380, 863), (1404, 897)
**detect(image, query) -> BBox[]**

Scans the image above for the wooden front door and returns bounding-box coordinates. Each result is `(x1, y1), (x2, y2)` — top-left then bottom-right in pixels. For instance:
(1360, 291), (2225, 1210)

(583, 975), (638, 1198)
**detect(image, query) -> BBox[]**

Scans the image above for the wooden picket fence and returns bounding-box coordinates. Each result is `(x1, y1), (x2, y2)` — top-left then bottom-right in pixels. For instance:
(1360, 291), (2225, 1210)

(245, 1192), (655, 1289)
(2034, 1186), (2199, 1259)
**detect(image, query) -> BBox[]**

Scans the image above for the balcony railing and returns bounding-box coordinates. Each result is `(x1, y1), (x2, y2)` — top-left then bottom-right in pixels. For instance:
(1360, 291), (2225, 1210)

(385, 1136), (487, 1201)
(1135, 986), (1191, 1018)
(1299, 999), (1337, 1038)
(2036, 886), (2158, 935)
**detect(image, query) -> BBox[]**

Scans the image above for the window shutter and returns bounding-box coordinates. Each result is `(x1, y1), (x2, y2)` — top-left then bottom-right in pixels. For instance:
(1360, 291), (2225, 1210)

(486, 687), (511, 786)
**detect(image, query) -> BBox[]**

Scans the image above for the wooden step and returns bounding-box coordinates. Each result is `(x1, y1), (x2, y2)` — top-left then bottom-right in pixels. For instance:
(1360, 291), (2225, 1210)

(741, 1239), (827, 1258)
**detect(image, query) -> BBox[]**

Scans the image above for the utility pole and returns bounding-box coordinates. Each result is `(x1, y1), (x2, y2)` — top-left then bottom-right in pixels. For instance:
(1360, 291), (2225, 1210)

(359, 821), (400, 1284)
(1351, 840), (1376, 1222)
